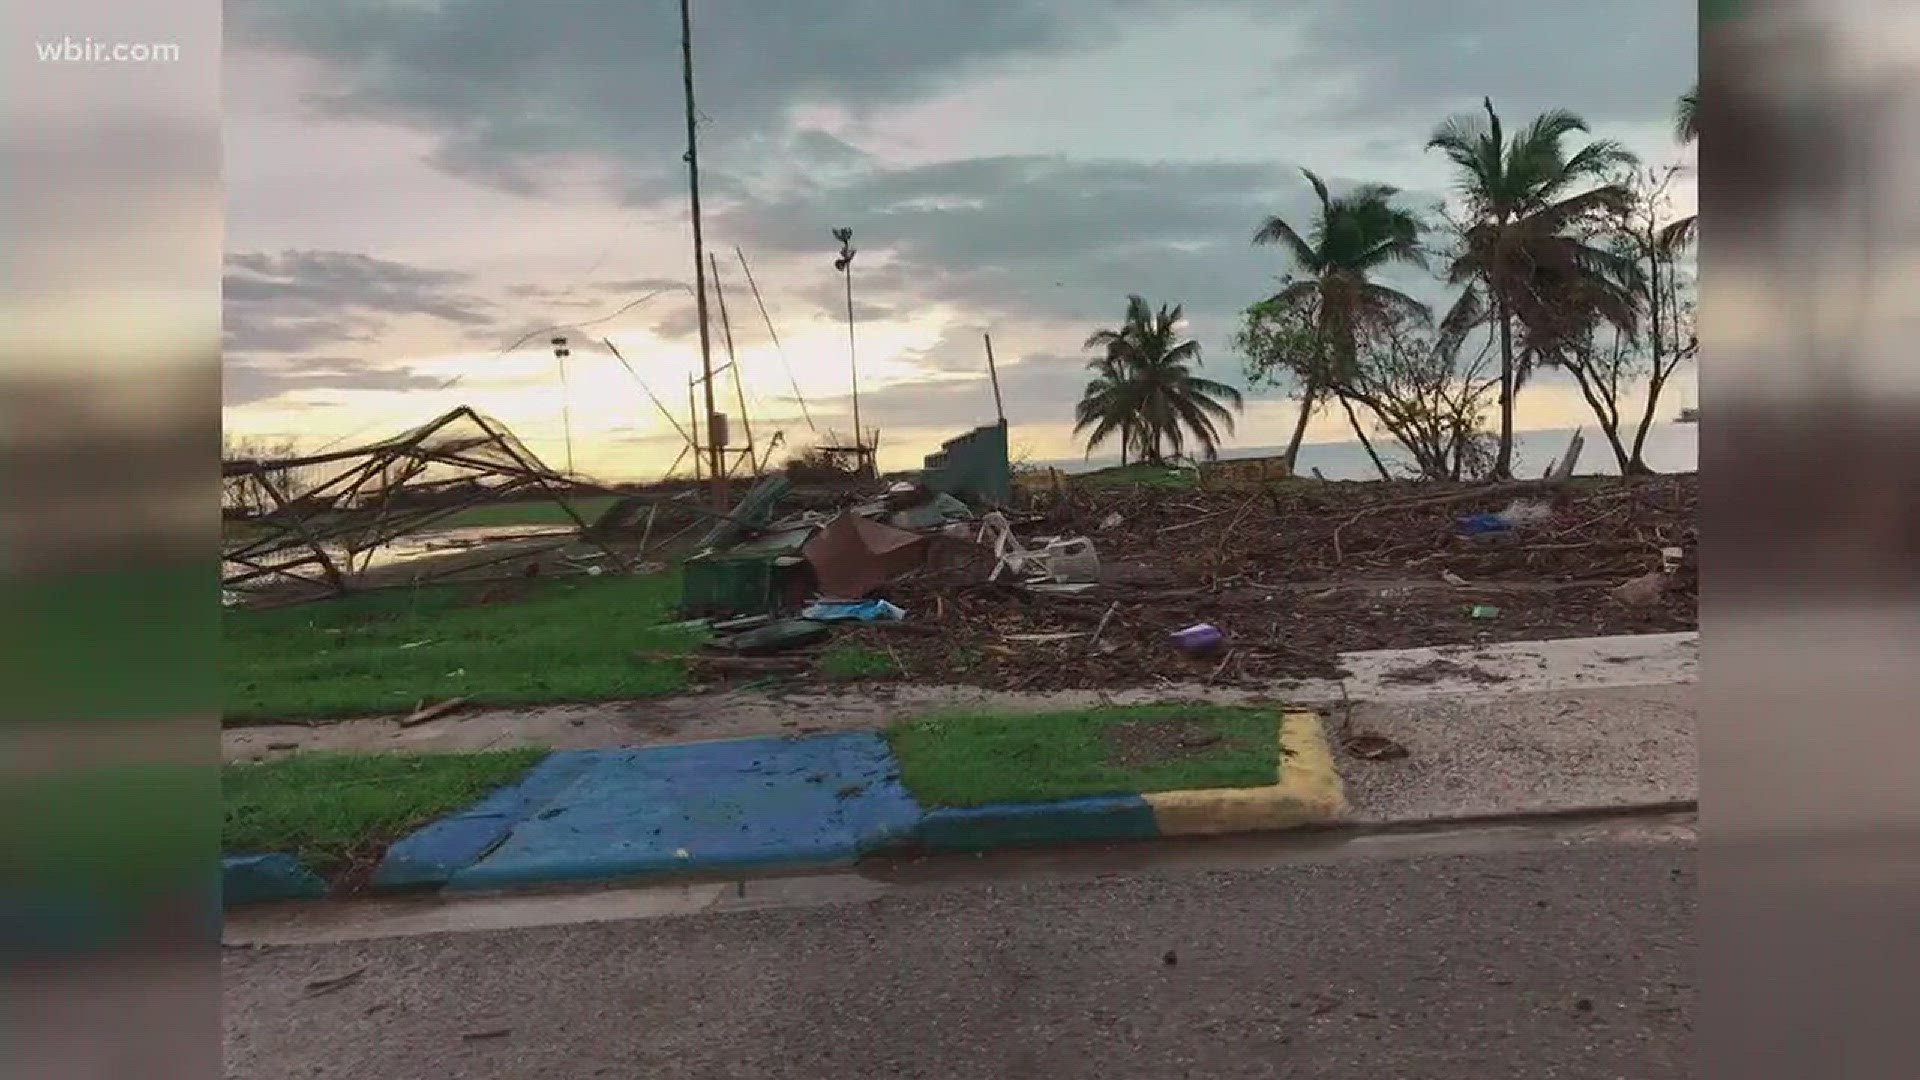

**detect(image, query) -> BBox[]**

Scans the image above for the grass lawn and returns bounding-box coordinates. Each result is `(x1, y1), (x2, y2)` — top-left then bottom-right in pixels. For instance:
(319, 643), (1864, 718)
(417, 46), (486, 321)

(885, 704), (1281, 809)
(223, 570), (704, 723)
(1069, 463), (1198, 490)
(223, 750), (547, 871)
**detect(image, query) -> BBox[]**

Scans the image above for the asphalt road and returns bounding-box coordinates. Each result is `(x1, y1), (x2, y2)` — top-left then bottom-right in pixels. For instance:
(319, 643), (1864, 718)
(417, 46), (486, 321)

(225, 834), (1695, 1079)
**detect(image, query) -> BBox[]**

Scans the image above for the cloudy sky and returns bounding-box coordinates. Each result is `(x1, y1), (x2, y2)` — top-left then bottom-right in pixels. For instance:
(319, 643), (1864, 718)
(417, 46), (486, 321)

(223, 0), (1697, 478)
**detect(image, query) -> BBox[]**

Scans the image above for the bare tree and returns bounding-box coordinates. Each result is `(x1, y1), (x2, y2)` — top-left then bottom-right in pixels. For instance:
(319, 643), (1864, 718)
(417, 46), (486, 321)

(1553, 164), (1698, 474)
(1337, 305), (1502, 481)
(1235, 291), (1394, 479)
(1240, 298), (1498, 481)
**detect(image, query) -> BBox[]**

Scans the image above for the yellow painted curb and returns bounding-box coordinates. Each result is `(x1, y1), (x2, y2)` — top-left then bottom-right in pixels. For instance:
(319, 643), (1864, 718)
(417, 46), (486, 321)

(1144, 711), (1348, 836)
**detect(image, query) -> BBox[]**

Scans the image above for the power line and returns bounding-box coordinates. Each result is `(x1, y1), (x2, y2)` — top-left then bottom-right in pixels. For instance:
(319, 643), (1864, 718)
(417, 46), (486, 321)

(305, 285), (692, 455)
(735, 245), (815, 433)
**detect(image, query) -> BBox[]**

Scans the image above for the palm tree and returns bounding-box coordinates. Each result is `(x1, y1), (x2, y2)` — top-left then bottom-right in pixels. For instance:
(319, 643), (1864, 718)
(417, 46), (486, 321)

(1075, 347), (1146, 467)
(1253, 168), (1431, 474)
(1076, 295), (1244, 465)
(1426, 98), (1640, 478)
(1661, 83), (1700, 252)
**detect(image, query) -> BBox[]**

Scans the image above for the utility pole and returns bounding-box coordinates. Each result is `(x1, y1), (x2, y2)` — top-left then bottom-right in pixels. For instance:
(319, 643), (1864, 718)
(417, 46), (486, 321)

(832, 227), (864, 474)
(982, 332), (1006, 427)
(681, 0), (724, 508)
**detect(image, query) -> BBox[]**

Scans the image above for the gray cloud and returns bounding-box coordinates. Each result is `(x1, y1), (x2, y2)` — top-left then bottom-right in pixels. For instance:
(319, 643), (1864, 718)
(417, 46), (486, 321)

(223, 356), (447, 407)
(231, 0), (1148, 201)
(233, 0), (1690, 204)
(712, 155), (1450, 369)
(224, 248), (503, 380)
(225, 250), (496, 326)
(222, 314), (382, 356)
(1284, 0), (1695, 125)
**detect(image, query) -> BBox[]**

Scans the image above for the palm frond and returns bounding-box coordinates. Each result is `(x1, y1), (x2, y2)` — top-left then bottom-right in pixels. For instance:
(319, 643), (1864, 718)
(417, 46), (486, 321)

(1676, 84), (1699, 145)
(1164, 338), (1203, 366)
(1559, 138), (1638, 184)
(1438, 286), (1489, 352)
(1182, 376), (1245, 412)
(1529, 183), (1636, 232)
(1426, 113), (1498, 194)
(1263, 279), (1322, 309)
(1252, 216), (1320, 270)
(1514, 107), (1590, 155)
(1659, 214), (1698, 253)
(1357, 283), (1434, 326)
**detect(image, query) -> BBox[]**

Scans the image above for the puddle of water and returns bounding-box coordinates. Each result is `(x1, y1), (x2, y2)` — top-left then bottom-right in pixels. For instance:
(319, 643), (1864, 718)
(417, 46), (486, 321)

(224, 524), (589, 599)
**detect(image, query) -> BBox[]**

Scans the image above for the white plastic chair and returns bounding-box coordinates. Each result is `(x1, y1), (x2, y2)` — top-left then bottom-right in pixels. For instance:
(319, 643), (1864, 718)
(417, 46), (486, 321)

(976, 512), (1100, 583)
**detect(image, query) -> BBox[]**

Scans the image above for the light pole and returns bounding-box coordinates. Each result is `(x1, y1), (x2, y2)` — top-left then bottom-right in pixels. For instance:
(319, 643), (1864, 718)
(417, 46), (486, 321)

(551, 335), (574, 475)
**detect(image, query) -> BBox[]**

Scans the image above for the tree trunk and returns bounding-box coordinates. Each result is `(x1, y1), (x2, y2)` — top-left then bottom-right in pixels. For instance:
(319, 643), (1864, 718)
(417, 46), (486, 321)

(1627, 368), (1671, 475)
(1337, 393), (1393, 480)
(1493, 291), (1516, 480)
(1626, 248), (1677, 475)
(1566, 363), (1635, 473)
(1282, 381), (1318, 471)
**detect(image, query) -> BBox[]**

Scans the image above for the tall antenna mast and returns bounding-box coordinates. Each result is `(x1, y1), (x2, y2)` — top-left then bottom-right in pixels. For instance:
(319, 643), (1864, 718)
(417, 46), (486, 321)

(681, 0), (724, 508)
(832, 226), (866, 475)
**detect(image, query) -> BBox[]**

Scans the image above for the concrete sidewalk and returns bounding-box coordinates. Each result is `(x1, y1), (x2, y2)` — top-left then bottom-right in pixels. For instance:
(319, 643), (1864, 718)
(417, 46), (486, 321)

(1333, 682), (1696, 824)
(221, 633), (1699, 903)
(222, 632), (1698, 762)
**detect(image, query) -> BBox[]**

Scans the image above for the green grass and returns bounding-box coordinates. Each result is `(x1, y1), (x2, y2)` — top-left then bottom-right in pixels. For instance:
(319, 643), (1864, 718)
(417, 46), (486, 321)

(223, 750), (547, 870)
(885, 704), (1281, 808)
(223, 570), (704, 723)
(817, 642), (900, 681)
(1071, 463), (1197, 490)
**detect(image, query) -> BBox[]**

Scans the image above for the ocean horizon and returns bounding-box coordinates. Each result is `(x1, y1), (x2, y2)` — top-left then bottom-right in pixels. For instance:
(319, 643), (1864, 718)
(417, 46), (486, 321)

(1029, 421), (1699, 481)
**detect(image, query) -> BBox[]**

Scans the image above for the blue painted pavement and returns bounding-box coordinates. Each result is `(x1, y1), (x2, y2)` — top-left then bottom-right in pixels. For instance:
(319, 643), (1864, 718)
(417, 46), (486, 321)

(372, 750), (600, 890)
(438, 733), (923, 892)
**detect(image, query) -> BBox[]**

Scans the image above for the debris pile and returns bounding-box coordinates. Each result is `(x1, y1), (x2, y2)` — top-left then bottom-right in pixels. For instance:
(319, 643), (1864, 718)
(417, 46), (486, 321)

(677, 471), (1698, 692)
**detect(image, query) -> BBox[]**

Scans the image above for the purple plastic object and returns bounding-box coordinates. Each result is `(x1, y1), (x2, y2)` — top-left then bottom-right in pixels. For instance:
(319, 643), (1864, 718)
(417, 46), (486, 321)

(1169, 623), (1225, 654)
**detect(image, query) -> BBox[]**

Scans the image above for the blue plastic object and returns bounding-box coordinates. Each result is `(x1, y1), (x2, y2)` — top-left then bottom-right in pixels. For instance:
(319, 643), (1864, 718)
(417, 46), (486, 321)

(1457, 512), (1512, 535)
(801, 599), (907, 622)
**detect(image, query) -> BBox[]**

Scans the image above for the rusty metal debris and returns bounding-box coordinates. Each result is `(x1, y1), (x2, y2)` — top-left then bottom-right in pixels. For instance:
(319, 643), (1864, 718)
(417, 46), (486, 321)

(222, 407), (639, 605)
